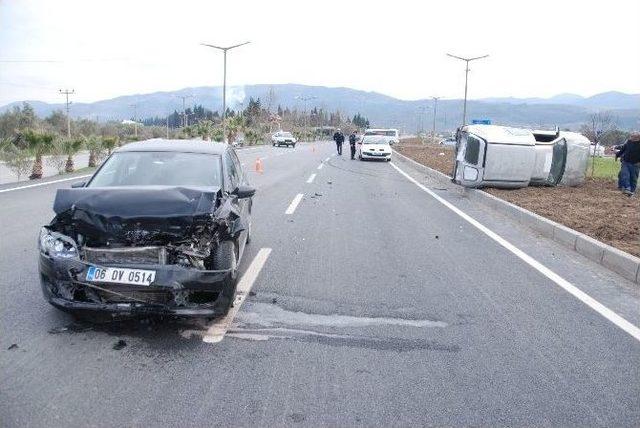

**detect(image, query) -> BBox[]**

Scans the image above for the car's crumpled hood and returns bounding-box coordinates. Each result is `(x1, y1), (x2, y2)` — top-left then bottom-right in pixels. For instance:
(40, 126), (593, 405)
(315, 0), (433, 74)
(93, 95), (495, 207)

(50, 186), (235, 246)
(54, 186), (220, 218)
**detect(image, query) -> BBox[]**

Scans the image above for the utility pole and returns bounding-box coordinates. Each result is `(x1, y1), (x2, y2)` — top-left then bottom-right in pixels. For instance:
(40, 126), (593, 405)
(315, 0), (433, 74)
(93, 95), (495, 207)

(431, 96), (441, 139)
(295, 95), (317, 137)
(176, 95), (193, 127)
(201, 41), (250, 142)
(129, 103), (138, 138)
(59, 89), (74, 138)
(446, 53), (489, 127)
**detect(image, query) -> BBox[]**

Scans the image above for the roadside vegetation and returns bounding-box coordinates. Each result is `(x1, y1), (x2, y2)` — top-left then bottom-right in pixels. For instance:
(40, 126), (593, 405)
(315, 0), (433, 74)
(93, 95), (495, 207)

(0, 96), (368, 182)
(396, 137), (639, 257)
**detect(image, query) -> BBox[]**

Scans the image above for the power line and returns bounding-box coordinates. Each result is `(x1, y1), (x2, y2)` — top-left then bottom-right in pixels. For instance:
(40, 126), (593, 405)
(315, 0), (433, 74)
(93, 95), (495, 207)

(59, 89), (74, 138)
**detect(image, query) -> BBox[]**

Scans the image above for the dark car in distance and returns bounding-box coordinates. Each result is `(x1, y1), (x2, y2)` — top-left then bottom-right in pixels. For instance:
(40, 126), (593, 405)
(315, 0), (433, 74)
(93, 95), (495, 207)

(38, 139), (254, 319)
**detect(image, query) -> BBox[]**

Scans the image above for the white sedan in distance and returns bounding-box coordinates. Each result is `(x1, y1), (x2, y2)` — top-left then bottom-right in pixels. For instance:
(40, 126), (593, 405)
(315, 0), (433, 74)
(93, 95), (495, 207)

(357, 135), (392, 161)
(271, 131), (297, 148)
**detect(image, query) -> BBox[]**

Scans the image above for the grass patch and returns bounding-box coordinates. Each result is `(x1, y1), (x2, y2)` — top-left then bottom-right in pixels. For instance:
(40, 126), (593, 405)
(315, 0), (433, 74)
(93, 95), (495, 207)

(586, 157), (620, 180)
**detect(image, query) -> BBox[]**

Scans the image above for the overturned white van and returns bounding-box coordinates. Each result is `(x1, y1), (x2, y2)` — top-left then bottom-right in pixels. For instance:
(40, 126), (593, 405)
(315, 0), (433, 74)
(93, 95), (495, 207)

(453, 125), (590, 188)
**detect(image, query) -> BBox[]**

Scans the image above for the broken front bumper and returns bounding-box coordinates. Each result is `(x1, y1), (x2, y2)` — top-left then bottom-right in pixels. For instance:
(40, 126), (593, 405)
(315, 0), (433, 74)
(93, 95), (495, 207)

(39, 253), (234, 318)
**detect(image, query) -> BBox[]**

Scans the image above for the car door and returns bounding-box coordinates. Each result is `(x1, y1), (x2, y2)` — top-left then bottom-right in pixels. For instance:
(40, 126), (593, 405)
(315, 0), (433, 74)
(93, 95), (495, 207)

(228, 149), (251, 258)
(223, 149), (249, 258)
(454, 132), (486, 187)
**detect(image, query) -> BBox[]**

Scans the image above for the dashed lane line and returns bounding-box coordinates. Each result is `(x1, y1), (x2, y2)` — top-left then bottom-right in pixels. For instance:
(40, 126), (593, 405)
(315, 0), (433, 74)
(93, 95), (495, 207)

(285, 193), (304, 215)
(306, 173), (317, 183)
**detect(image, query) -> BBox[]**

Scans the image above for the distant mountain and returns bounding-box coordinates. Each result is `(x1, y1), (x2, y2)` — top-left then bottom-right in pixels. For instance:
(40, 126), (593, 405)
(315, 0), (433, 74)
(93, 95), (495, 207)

(1, 85), (638, 132)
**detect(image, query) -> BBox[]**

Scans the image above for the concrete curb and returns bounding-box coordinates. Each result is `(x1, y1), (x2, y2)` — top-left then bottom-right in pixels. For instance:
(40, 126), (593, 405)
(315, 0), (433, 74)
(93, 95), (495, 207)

(392, 148), (640, 285)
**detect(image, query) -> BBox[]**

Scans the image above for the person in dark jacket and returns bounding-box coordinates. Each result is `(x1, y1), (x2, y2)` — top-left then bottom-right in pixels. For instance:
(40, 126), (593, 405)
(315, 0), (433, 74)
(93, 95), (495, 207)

(333, 129), (345, 155)
(615, 132), (640, 196)
(348, 131), (358, 159)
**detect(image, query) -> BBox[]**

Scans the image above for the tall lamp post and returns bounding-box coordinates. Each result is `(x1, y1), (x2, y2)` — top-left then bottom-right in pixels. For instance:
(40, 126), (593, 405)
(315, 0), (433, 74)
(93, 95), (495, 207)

(446, 53), (488, 127)
(201, 41), (250, 142)
(431, 96), (441, 139)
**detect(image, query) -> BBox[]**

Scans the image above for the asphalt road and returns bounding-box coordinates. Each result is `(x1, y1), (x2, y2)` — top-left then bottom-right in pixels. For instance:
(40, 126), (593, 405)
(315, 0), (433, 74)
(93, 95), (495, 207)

(1, 141), (639, 427)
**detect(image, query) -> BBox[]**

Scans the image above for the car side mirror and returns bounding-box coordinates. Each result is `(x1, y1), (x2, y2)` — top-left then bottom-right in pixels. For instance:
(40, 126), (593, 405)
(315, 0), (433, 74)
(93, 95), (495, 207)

(233, 185), (255, 199)
(71, 181), (86, 188)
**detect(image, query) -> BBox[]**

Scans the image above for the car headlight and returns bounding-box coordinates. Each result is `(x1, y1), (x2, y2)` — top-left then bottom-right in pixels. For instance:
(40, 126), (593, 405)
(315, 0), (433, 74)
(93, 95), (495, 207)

(39, 227), (79, 258)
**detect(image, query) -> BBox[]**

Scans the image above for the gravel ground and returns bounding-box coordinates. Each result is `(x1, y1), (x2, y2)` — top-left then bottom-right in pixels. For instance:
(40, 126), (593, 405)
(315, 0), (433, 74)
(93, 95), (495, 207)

(396, 140), (639, 257)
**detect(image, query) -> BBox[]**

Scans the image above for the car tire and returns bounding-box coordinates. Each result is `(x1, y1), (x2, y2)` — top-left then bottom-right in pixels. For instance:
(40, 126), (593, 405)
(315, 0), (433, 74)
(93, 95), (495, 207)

(213, 240), (238, 314)
(292, 143), (296, 148)
(272, 143), (275, 147)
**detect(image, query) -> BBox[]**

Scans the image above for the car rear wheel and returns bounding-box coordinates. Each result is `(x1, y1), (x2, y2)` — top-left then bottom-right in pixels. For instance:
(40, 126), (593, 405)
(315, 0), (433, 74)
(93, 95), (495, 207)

(292, 143), (296, 148)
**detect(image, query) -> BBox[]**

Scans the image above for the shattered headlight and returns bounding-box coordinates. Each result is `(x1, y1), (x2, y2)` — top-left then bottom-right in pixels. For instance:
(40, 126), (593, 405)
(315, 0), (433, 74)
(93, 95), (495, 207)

(39, 227), (79, 259)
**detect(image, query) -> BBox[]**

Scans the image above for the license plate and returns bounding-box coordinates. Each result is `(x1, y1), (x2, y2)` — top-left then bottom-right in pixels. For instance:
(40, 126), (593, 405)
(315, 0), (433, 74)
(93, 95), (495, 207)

(86, 266), (156, 286)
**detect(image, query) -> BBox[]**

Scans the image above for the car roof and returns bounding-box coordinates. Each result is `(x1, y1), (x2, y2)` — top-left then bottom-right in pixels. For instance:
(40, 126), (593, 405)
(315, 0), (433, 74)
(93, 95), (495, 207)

(116, 138), (228, 155)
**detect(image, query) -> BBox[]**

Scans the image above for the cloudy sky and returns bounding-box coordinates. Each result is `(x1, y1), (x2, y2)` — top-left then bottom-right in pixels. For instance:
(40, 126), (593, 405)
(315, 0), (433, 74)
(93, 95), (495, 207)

(0, 0), (638, 106)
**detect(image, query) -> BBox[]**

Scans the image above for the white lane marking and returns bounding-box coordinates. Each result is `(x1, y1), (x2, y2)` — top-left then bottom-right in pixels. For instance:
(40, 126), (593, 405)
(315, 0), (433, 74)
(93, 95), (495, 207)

(324, 157), (330, 162)
(0, 174), (92, 194)
(317, 163), (324, 170)
(202, 248), (272, 343)
(306, 173), (316, 183)
(285, 193), (304, 215)
(390, 162), (640, 343)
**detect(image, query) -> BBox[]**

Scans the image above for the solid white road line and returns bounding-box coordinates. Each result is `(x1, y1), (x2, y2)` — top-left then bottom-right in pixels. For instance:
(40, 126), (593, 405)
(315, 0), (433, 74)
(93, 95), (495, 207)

(317, 163), (324, 170)
(285, 193), (304, 215)
(0, 174), (92, 194)
(306, 173), (316, 183)
(390, 162), (640, 343)
(202, 248), (272, 343)
(324, 157), (330, 162)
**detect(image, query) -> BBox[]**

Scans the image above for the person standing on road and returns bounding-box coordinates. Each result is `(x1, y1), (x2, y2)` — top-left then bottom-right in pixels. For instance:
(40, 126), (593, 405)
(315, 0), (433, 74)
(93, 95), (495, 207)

(348, 130), (358, 159)
(615, 132), (640, 196)
(333, 129), (345, 155)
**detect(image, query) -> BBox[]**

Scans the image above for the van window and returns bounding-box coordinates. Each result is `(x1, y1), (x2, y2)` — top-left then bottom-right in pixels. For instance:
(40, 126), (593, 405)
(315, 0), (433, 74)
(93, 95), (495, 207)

(465, 135), (481, 165)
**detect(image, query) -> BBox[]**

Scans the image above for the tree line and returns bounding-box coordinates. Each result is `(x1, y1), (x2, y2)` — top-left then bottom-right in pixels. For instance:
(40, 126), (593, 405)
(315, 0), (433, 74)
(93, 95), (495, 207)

(0, 99), (370, 181)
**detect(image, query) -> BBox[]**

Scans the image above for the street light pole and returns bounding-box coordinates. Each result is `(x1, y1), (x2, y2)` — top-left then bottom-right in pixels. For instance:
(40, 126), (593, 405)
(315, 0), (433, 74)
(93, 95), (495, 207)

(431, 96), (441, 139)
(129, 103), (138, 138)
(59, 89), (74, 138)
(201, 41), (250, 143)
(446, 53), (489, 127)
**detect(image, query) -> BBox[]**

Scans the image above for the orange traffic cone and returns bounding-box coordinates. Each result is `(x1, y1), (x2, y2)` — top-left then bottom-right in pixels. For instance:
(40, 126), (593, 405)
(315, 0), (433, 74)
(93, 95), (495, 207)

(254, 157), (264, 174)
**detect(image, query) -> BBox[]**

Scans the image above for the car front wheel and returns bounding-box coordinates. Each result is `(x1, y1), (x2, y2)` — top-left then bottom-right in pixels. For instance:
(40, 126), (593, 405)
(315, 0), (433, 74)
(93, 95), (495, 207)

(213, 240), (238, 314)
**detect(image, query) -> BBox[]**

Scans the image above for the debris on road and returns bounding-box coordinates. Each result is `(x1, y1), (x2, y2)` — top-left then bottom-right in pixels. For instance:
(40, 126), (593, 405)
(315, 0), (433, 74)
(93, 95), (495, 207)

(7, 344), (18, 350)
(112, 339), (127, 350)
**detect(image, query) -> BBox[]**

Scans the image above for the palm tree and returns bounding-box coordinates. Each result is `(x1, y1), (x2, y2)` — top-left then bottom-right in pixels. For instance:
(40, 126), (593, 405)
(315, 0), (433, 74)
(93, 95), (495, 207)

(84, 135), (104, 167)
(225, 115), (245, 144)
(22, 129), (54, 180)
(102, 136), (119, 155)
(195, 120), (215, 141)
(62, 137), (84, 172)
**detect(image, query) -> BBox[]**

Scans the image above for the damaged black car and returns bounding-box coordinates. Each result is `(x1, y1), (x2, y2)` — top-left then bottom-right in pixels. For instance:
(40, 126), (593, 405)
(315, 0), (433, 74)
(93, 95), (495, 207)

(38, 139), (255, 319)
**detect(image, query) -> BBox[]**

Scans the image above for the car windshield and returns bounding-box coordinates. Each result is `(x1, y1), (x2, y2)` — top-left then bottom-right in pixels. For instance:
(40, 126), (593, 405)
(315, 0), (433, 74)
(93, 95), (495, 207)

(280, 132), (293, 137)
(362, 136), (389, 144)
(88, 151), (222, 187)
(365, 130), (396, 136)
